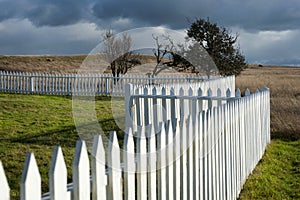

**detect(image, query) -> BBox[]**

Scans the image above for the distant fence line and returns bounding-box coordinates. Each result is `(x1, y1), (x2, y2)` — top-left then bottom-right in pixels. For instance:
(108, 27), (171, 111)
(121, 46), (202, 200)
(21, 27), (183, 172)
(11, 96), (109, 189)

(0, 71), (226, 96)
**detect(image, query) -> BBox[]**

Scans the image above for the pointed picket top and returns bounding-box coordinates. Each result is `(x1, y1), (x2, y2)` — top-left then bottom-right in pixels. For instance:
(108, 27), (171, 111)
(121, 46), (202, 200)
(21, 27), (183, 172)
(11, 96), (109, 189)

(21, 153), (41, 200)
(198, 87), (203, 96)
(0, 161), (10, 200)
(170, 87), (175, 96)
(217, 88), (222, 97)
(188, 87), (193, 96)
(226, 88), (231, 98)
(73, 140), (90, 200)
(161, 86), (166, 95)
(107, 131), (122, 200)
(49, 146), (68, 200)
(262, 87), (270, 92)
(144, 86), (148, 95)
(179, 87), (184, 96)
(92, 135), (107, 200)
(235, 88), (241, 97)
(92, 135), (105, 165)
(123, 128), (135, 173)
(255, 88), (260, 93)
(108, 131), (121, 169)
(152, 86), (157, 95)
(207, 88), (212, 97)
(245, 88), (250, 96)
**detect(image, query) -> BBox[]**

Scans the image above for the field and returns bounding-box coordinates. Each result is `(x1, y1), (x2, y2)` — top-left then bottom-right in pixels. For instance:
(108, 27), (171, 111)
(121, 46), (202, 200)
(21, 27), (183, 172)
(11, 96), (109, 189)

(0, 56), (299, 199)
(236, 65), (300, 199)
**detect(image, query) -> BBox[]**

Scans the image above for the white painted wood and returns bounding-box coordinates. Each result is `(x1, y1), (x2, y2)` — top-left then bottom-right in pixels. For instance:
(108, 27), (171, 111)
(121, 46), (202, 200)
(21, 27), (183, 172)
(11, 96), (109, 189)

(180, 118), (188, 200)
(136, 126), (147, 200)
(157, 122), (167, 200)
(173, 119), (181, 200)
(187, 116), (194, 200)
(166, 121), (174, 200)
(21, 153), (41, 200)
(107, 131), (122, 200)
(0, 161), (10, 200)
(147, 124), (157, 200)
(124, 128), (136, 200)
(72, 140), (90, 200)
(91, 135), (107, 200)
(49, 146), (69, 200)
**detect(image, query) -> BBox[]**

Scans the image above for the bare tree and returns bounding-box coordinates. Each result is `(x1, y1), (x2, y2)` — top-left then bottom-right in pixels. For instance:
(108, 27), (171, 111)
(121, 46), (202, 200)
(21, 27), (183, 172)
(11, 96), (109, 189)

(103, 30), (140, 78)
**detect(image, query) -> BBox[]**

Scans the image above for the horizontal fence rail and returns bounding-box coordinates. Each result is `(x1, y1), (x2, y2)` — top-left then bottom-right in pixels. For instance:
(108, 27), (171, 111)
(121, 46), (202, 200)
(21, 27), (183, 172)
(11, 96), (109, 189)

(0, 87), (270, 200)
(0, 71), (230, 96)
(125, 76), (235, 131)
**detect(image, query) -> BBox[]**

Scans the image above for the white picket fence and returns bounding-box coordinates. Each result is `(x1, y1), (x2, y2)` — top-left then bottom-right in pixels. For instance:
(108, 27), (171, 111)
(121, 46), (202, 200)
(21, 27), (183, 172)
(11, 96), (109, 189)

(0, 86), (270, 199)
(0, 71), (216, 96)
(125, 76), (235, 131)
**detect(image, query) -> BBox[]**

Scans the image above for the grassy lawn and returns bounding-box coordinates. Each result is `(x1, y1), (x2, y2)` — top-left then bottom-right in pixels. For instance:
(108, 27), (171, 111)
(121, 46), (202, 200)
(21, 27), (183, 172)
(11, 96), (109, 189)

(0, 94), (124, 199)
(239, 140), (300, 199)
(0, 65), (299, 199)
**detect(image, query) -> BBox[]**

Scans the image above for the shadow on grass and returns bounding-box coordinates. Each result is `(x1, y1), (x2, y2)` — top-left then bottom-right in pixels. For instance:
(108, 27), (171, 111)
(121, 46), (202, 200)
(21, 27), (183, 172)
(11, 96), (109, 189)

(6, 126), (79, 147)
(271, 130), (300, 142)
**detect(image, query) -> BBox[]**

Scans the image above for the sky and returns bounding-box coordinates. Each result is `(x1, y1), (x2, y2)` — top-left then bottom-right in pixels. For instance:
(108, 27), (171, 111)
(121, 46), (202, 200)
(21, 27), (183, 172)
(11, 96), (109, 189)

(0, 0), (300, 65)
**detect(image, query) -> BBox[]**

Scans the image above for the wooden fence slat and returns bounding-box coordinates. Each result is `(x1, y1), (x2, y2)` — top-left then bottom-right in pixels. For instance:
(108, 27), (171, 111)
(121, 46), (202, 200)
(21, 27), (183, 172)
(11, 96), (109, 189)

(166, 120), (174, 200)
(72, 140), (90, 200)
(49, 146), (69, 200)
(123, 128), (136, 200)
(21, 153), (41, 200)
(107, 131), (122, 200)
(158, 122), (167, 200)
(136, 126), (147, 200)
(91, 135), (107, 200)
(0, 161), (10, 200)
(147, 124), (157, 200)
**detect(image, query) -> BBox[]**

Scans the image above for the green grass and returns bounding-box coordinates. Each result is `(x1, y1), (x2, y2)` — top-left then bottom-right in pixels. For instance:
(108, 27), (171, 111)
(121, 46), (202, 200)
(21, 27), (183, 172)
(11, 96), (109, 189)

(0, 93), (299, 199)
(0, 94), (124, 199)
(239, 140), (300, 199)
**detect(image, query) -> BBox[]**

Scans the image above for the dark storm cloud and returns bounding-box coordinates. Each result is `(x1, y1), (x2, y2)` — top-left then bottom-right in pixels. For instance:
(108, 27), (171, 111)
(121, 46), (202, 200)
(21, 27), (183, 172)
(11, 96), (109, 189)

(91, 0), (300, 31)
(0, 0), (299, 31)
(0, 0), (91, 27)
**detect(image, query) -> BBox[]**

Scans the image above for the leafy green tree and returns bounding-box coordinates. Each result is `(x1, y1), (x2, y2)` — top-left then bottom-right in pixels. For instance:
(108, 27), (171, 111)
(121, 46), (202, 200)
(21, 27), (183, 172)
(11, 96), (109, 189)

(187, 18), (247, 76)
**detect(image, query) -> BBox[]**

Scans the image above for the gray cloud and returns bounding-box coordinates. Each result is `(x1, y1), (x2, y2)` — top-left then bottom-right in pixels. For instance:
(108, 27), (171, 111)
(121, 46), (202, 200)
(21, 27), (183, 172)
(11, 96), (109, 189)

(0, 0), (300, 65)
(0, 0), (299, 31)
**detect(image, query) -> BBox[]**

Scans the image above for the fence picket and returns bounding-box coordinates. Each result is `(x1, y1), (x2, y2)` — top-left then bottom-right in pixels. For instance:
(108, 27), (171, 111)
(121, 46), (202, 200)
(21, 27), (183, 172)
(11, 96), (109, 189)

(107, 131), (122, 200)
(136, 126), (147, 200)
(49, 146), (69, 200)
(91, 135), (107, 200)
(147, 124), (157, 200)
(0, 161), (10, 200)
(21, 153), (41, 200)
(72, 140), (90, 200)
(123, 128), (136, 200)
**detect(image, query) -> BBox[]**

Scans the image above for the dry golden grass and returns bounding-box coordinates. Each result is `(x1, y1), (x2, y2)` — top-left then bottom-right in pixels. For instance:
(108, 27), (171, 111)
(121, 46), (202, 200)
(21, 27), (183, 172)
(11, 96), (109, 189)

(236, 64), (300, 141)
(1, 55), (299, 139)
